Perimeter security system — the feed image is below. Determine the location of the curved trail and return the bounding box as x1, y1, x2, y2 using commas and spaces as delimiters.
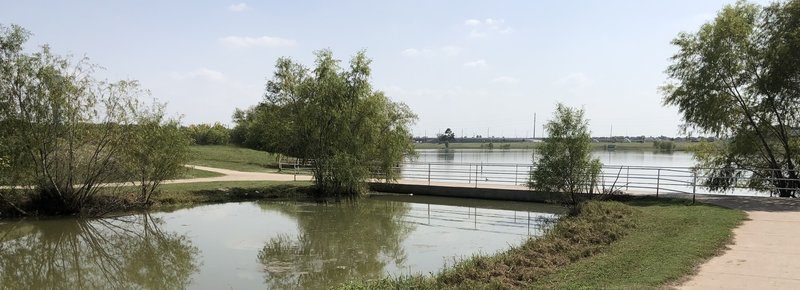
174, 165, 312, 184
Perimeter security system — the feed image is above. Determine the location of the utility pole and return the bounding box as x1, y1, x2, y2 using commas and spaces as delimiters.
610, 124, 613, 139
533, 113, 537, 140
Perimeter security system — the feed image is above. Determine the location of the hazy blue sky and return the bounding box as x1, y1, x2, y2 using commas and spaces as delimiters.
1, 0, 769, 137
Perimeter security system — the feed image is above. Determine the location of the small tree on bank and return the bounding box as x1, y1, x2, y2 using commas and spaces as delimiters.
126, 103, 191, 204
662, 0, 800, 197
234, 50, 417, 198
437, 128, 455, 148
529, 104, 602, 209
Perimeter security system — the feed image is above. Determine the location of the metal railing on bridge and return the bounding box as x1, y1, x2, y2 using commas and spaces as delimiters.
280, 161, 799, 198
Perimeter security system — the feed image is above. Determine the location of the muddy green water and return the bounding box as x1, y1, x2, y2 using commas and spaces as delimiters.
0, 195, 562, 289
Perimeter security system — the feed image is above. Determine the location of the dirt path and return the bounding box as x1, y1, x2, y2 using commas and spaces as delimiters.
677, 196, 800, 290
172, 165, 311, 184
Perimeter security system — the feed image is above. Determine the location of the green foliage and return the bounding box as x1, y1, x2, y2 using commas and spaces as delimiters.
661, 0, 800, 196
653, 140, 676, 151
0, 24, 187, 215
437, 128, 456, 148
231, 103, 288, 153
529, 104, 602, 206
125, 104, 191, 204
234, 50, 417, 197
183, 122, 230, 145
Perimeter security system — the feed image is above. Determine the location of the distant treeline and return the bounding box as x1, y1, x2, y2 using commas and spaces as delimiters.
182, 123, 231, 145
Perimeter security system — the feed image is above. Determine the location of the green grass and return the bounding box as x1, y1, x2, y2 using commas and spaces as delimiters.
413, 142, 697, 151
188, 145, 283, 172
338, 197, 745, 289
148, 180, 313, 209
179, 167, 225, 179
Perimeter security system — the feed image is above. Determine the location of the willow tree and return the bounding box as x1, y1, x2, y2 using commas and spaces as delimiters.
243, 50, 416, 197
529, 104, 602, 208
662, 0, 800, 197
0, 24, 188, 215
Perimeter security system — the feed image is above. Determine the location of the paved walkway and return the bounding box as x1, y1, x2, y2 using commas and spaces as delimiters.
675, 195, 800, 290
176, 165, 311, 184
182, 166, 800, 289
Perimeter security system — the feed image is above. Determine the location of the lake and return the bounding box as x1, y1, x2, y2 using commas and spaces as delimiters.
0, 195, 562, 289
413, 148, 696, 168
405, 149, 773, 196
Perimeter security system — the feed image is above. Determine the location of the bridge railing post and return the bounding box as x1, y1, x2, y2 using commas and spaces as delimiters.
656, 168, 660, 197
427, 163, 431, 186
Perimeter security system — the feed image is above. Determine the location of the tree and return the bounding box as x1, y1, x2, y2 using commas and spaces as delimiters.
661, 0, 800, 197
529, 104, 602, 208
183, 122, 230, 145
0, 24, 187, 215
125, 103, 191, 204
437, 128, 456, 148
237, 50, 417, 197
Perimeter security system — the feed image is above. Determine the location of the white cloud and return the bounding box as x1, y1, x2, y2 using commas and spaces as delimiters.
401, 48, 421, 57
440, 45, 462, 57
169, 68, 227, 82
465, 18, 513, 38
557, 73, 592, 88
491, 76, 519, 84
401, 47, 445, 57
463, 59, 487, 68
219, 36, 296, 48
469, 30, 488, 38
228, 3, 250, 12
464, 19, 481, 26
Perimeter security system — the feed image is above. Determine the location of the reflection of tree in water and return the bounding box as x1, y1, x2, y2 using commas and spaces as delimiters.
437, 149, 456, 161
0, 214, 199, 289
258, 200, 414, 289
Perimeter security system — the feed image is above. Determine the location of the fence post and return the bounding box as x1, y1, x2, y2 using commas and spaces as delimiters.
293, 164, 297, 181
626, 166, 630, 190
475, 164, 478, 188
692, 171, 697, 204
468, 164, 472, 184
515, 164, 519, 185
427, 163, 431, 186
656, 169, 660, 197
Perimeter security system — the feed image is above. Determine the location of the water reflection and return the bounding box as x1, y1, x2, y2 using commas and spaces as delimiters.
257, 201, 413, 290
0, 214, 199, 290
436, 149, 456, 161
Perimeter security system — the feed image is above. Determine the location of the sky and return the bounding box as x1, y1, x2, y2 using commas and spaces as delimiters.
0, 0, 771, 138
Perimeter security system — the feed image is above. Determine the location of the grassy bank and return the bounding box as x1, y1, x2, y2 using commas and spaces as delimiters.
414, 142, 697, 151
147, 180, 313, 210
189, 145, 284, 172
339, 197, 744, 289
0, 180, 313, 218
